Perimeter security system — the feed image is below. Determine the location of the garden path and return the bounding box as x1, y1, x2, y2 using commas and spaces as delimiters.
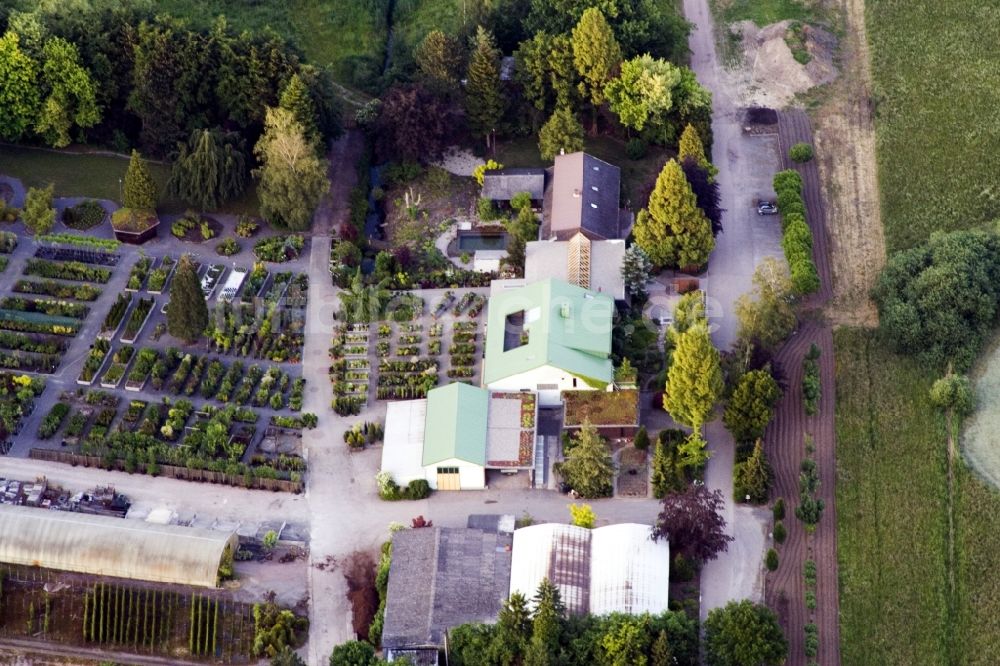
0, 175, 26, 207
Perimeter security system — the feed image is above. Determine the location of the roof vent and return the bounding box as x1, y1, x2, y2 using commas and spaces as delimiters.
590, 203, 598, 209
560, 303, 572, 318
591, 186, 599, 192
593, 166, 600, 171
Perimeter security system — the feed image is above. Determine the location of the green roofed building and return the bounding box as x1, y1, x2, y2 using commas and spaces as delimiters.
381, 385, 539, 491
484, 278, 614, 406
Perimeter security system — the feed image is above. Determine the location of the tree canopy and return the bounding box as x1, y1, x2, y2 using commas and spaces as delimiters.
167, 255, 209, 343
169, 129, 248, 211
35, 36, 99, 147
703, 600, 787, 666
559, 421, 615, 498
123, 149, 158, 209
0, 32, 40, 142
652, 483, 733, 563
465, 26, 504, 150
254, 107, 328, 231
22, 184, 56, 236
723, 368, 781, 443
415, 30, 465, 92
634, 159, 714, 269
664, 321, 723, 432
873, 228, 1000, 370
571, 8, 622, 109
538, 106, 585, 161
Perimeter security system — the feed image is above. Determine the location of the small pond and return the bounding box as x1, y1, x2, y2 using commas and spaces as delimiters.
457, 231, 509, 252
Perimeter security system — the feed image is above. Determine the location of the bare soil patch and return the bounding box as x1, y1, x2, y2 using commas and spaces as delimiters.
811, 0, 885, 326
342, 551, 378, 639
616, 447, 649, 497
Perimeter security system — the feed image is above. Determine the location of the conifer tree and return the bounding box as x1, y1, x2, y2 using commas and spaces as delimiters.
678, 123, 710, 170
664, 322, 723, 432
559, 420, 616, 498
22, 184, 55, 235
525, 580, 563, 666
538, 106, 584, 161
465, 26, 503, 151
123, 149, 158, 209
651, 630, 672, 666
279, 73, 320, 150
633, 159, 714, 269
571, 8, 622, 112
415, 30, 464, 91
723, 368, 782, 443
734, 439, 772, 503
169, 129, 248, 211
167, 255, 209, 343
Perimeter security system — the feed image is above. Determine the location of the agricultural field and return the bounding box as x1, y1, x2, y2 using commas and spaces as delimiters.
867, 0, 1000, 252
835, 328, 1000, 664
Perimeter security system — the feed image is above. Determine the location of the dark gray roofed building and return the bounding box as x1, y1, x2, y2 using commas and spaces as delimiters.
382, 524, 513, 665
482, 168, 546, 203
546, 152, 623, 241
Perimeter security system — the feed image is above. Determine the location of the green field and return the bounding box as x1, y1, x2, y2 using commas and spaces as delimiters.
835, 328, 1000, 664
0, 145, 258, 216
710, 0, 813, 26
149, 0, 388, 86
868, 0, 1000, 252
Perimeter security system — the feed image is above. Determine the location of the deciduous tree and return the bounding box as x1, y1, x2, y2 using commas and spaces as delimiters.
664, 322, 723, 432
167, 255, 209, 343
723, 368, 781, 443
633, 159, 714, 269
328, 640, 376, 666
0, 32, 40, 142
704, 601, 787, 666
375, 83, 461, 163
652, 483, 734, 563
929, 368, 974, 417
22, 184, 55, 236
560, 420, 615, 498
123, 149, 158, 209
465, 26, 503, 151
569, 503, 596, 528
254, 107, 328, 231
735, 258, 797, 352
538, 106, 584, 161
36, 36, 100, 147
606, 55, 680, 136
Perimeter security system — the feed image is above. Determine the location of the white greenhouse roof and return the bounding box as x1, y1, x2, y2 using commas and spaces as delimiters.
509, 522, 668, 616
382, 399, 428, 484
0, 504, 237, 588
589, 523, 670, 615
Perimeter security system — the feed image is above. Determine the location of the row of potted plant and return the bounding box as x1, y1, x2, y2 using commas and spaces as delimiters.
121, 297, 155, 343
24, 258, 112, 283
13, 279, 102, 301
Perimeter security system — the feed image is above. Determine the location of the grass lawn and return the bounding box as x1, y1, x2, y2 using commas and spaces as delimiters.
0, 145, 258, 216
391, 0, 466, 55
867, 0, 1000, 252
709, 0, 814, 26
154, 0, 387, 85
495, 136, 672, 208
835, 328, 1000, 664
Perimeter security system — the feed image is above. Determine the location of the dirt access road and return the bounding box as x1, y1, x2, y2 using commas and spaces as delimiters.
682, 0, 778, 620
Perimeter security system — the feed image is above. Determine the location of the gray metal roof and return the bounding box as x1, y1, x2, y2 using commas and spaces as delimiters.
549, 152, 622, 240
0, 504, 237, 588
382, 527, 513, 650
482, 168, 546, 201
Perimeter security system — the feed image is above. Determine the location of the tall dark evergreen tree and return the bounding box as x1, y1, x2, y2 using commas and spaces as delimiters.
681, 156, 723, 236
167, 255, 209, 343
279, 73, 320, 150
465, 26, 503, 151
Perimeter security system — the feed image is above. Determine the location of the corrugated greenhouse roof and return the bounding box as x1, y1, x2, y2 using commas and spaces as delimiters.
509, 522, 669, 616
484, 278, 614, 386
0, 504, 236, 588
422, 383, 488, 466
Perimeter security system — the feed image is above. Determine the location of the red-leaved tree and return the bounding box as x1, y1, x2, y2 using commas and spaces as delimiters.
652, 483, 734, 563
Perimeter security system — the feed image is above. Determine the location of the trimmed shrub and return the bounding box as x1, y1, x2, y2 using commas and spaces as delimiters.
765, 548, 779, 571
773, 521, 787, 544
790, 142, 814, 162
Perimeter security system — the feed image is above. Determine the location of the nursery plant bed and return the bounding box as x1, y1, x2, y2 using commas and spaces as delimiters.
201, 264, 226, 299
125, 255, 154, 292
76, 340, 111, 386
98, 293, 132, 341
147, 256, 177, 294
34, 246, 120, 267
100, 345, 135, 389
111, 207, 159, 244
120, 297, 155, 344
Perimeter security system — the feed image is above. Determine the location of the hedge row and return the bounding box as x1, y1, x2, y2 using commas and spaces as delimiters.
773, 169, 820, 295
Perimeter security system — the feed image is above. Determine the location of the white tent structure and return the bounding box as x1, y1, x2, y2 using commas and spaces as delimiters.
509, 522, 669, 616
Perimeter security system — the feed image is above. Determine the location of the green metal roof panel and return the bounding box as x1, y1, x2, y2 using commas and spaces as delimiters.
422, 383, 489, 466
484, 279, 614, 385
